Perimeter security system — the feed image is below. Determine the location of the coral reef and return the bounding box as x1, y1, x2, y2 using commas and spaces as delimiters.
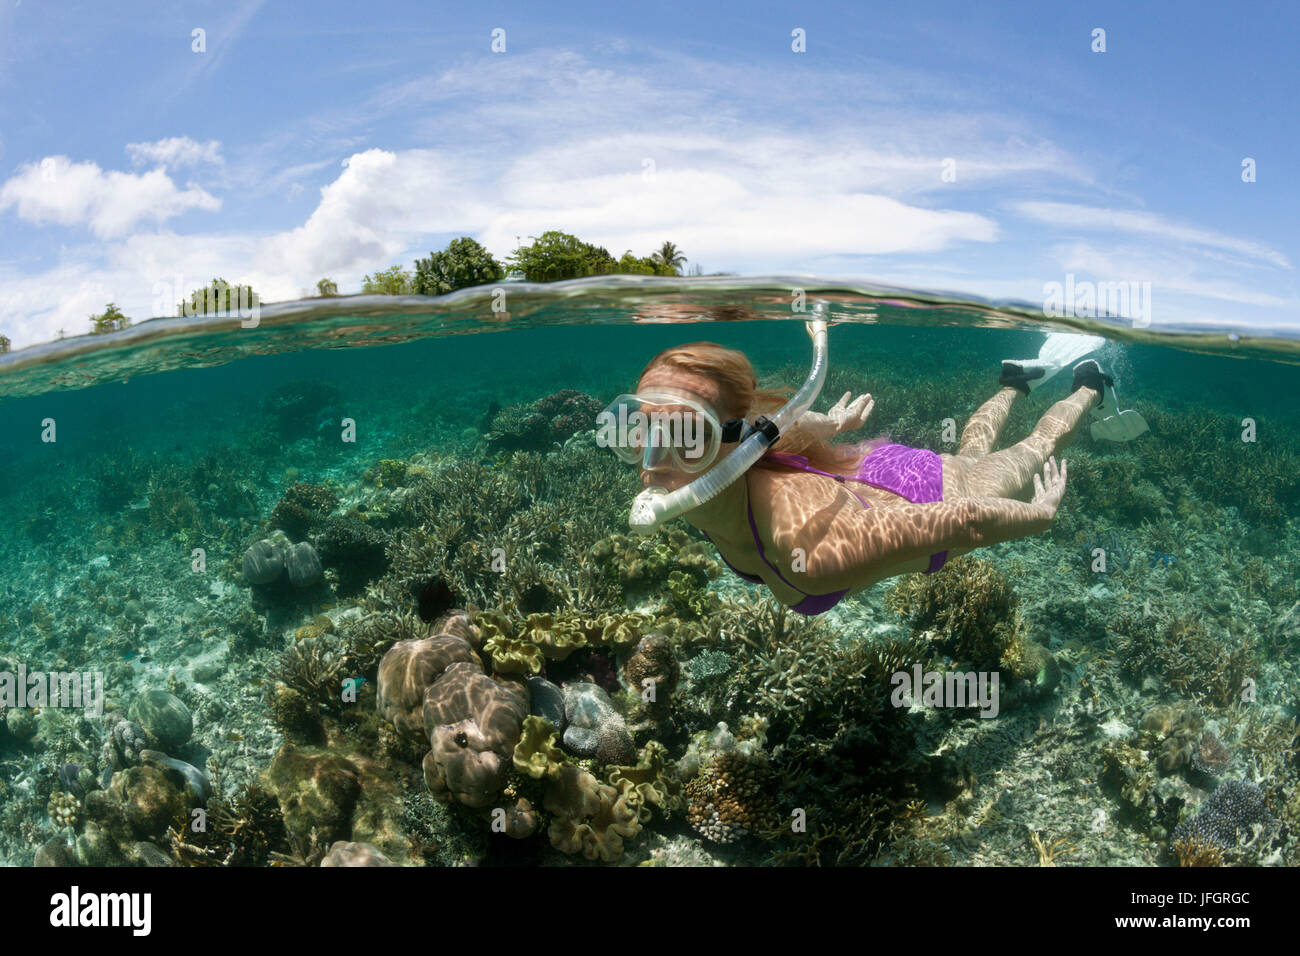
127, 690, 193, 752
483, 389, 604, 454
1114, 612, 1257, 706
1170, 780, 1274, 865
269, 483, 339, 540
421, 664, 528, 807
887, 555, 1027, 671
561, 682, 634, 763
542, 764, 641, 861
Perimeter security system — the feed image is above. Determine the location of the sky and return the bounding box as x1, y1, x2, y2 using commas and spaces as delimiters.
0, 0, 1296, 347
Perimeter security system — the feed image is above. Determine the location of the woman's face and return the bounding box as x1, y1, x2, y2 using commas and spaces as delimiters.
634, 365, 740, 493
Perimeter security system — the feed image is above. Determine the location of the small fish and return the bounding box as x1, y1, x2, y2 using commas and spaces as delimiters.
249, 678, 264, 688
226, 732, 245, 742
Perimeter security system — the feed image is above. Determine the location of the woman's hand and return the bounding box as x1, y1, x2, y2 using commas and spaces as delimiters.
797, 392, 874, 440
1031, 457, 1068, 520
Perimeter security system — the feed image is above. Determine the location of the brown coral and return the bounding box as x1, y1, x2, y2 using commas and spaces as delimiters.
376, 633, 481, 741
623, 633, 679, 703
421, 664, 528, 808
685, 752, 778, 844
543, 765, 641, 861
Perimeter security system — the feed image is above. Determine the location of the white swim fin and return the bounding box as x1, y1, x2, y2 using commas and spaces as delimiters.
1091, 406, 1149, 442
1072, 359, 1149, 442
1001, 332, 1106, 394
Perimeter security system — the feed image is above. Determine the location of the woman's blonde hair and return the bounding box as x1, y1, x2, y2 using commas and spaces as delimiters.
638, 341, 875, 476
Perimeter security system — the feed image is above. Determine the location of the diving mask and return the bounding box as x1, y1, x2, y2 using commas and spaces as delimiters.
596, 389, 745, 473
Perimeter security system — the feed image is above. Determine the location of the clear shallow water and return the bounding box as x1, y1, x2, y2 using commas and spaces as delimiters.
1, 278, 1297, 867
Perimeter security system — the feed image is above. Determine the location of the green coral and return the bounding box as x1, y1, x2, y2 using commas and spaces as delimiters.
374, 459, 409, 488
513, 716, 567, 779
606, 741, 683, 822
475, 608, 647, 676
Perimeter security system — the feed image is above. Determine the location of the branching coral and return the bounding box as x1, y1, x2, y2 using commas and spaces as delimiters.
886, 555, 1027, 670
1114, 612, 1257, 706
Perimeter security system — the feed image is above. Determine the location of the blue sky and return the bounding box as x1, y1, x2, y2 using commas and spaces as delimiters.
0, 0, 1296, 346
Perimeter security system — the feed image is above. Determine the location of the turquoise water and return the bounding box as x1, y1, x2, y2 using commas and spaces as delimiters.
1, 278, 1297, 867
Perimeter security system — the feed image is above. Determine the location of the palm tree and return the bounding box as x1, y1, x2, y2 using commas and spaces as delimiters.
651, 241, 686, 275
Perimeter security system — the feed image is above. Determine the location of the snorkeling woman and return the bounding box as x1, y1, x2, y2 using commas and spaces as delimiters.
597, 322, 1147, 614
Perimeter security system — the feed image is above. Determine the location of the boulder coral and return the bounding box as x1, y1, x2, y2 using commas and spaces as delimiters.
375, 609, 530, 810
421, 663, 528, 808
376, 634, 481, 741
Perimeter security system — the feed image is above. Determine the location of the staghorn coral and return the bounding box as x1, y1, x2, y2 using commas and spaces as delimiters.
887, 555, 1027, 670
543, 764, 642, 862
274, 635, 346, 702
716, 598, 856, 733
1114, 612, 1257, 706
590, 527, 720, 609
376, 446, 630, 613
483, 389, 604, 454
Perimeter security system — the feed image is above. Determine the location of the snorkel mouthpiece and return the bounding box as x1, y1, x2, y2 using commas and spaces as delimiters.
628, 316, 830, 534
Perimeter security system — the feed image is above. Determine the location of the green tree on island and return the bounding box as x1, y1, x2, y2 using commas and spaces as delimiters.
316, 278, 339, 296
361, 265, 413, 294
652, 241, 687, 275
89, 303, 131, 334
0, 333, 10, 353
413, 237, 505, 295
509, 231, 683, 281
178, 278, 259, 316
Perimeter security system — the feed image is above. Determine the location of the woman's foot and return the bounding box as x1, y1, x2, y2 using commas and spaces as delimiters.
1073, 359, 1149, 441
1001, 333, 1105, 395
1071, 359, 1114, 409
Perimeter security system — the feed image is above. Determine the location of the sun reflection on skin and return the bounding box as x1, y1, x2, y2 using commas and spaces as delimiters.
631, 364, 1098, 609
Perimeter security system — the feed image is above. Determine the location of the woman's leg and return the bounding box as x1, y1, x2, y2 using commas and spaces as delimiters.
958, 386, 1021, 458
962, 386, 1101, 498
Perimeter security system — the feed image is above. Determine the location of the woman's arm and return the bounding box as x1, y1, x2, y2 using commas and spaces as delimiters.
771, 458, 1068, 592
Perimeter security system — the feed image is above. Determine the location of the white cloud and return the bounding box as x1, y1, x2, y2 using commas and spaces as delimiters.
126, 137, 224, 168
0, 156, 220, 238
1013, 201, 1291, 270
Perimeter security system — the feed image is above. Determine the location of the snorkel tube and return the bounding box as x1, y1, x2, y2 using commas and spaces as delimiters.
629, 316, 830, 534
